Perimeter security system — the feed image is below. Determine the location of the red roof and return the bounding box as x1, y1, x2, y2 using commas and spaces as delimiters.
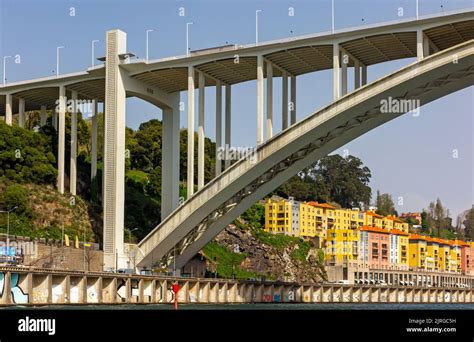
307, 202, 336, 210
360, 225, 390, 234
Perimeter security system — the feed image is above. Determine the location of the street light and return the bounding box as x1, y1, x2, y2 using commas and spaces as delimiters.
91, 40, 99, 66
331, 0, 335, 33
0, 206, 18, 263
128, 228, 138, 243
146, 29, 156, 61
186, 22, 193, 56
416, 0, 419, 20
3, 56, 11, 85
255, 10, 262, 46
56, 46, 64, 77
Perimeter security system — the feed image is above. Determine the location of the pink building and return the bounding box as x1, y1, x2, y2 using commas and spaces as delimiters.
361, 226, 391, 270
461, 242, 473, 275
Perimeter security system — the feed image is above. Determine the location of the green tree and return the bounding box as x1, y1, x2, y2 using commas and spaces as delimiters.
375, 191, 397, 216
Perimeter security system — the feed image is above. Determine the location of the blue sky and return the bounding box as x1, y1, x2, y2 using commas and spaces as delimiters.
1, 0, 473, 218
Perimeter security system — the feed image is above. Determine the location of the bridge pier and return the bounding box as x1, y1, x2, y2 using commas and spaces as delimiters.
198, 71, 205, 189
5, 94, 12, 125
257, 55, 264, 145
18, 98, 25, 128
333, 43, 340, 100
290, 75, 296, 125
70, 90, 78, 195
224, 84, 231, 169
266, 61, 273, 139
103, 29, 127, 270
57, 85, 66, 194
187, 66, 195, 196
91, 99, 98, 180
161, 93, 180, 217
215, 81, 222, 176
281, 70, 288, 130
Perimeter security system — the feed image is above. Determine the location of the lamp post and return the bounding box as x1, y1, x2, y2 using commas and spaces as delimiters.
416, 0, 419, 19
3, 56, 11, 85
0, 206, 18, 263
255, 10, 262, 46
56, 46, 64, 76
146, 29, 155, 61
91, 40, 99, 66
186, 22, 193, 56
331, 0, 335, 33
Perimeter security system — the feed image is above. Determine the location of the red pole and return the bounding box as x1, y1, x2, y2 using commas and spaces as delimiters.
172, 282, 180, 310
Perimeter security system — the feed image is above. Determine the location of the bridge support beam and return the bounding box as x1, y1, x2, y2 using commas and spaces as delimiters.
266, 61, 273, 140
333, 43, 340, 100
57, 85, 66, 194
70, 90, 78, 196
103, 29, 127, 270
215, 81, 222, 176
281, 70, 288, 130
162, 93, 181, 218
361, 64, 367, 86
18, 98, 25, 128
198, 71, 205, 190
187, 66, 195, 197
341, 51, 348, 96
40, 105, 47, 126
224, 84, 231, 169
354, 60, 360, 89
91, 99, 98, 180
290, 75, 296, 125
5, 94, 12, 126
257, 55, 264, 145
417, 29, 430, 60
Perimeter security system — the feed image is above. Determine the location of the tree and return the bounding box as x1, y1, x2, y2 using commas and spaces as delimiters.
277, 155, 372, 208
463, 207, 474, 240
375, 191, 397, 216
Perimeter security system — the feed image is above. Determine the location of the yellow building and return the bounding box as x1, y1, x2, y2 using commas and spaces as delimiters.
308, 202, 336, 242
391, 229, 409, 270
450, 240, 462, 273
409, 235, 427, 271
425, 237, 440, 272
438, 239, 451, 272
325, 208, 364, 266
264, 198, 292, 235
365, 211, 384, 228
299, 202, 317, 238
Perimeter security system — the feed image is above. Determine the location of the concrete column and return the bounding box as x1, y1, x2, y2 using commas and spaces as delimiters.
103, 29, 127, 270
161, 94, 180, 218
416, 29, 424, 61
333, 43, 340, 100
224, 84, 231, 169
5, 94, 12, 126
281, 70, 288, 130
91, 100, 98, 180
198, 71, 205, 190
423, 33, 430, 58
215, 81, 222, 176
354, 60, 360, 89
290, 75, 296, 125
341, 50, 348, 96
40, 105, 47, 126
18, 98, 25, 128
361, 64, 367, 86
57, 85, 66, 194
70, 90, 78, 196
187, 65, 195, 197
257, 55, 264, 145
266, 61, 273, 140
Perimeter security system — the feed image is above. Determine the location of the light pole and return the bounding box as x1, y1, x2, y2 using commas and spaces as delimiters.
146, 29, 155, 61
331, 0, 335, 33
3, 56, 11, 85
186, 22, 193, 56
416, 0, 419, 20
56, 46, 64, 77
255, 10, 262, 46
0, 206, 18, 263
91, 40, 99, 66
128, 228, 138, 243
